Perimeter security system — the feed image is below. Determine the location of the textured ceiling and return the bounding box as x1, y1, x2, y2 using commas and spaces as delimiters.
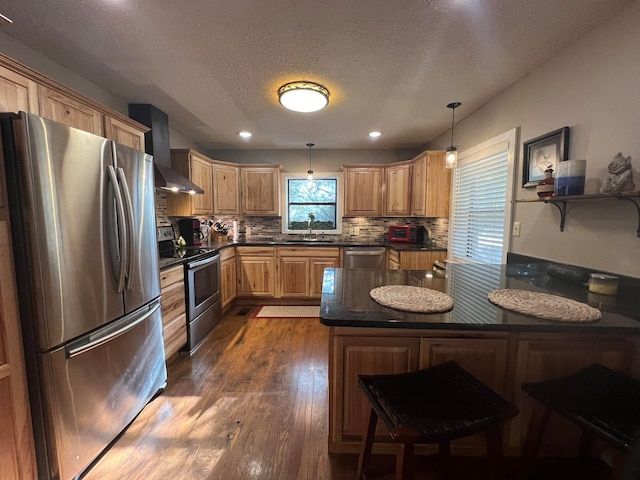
0, 0, 633, 150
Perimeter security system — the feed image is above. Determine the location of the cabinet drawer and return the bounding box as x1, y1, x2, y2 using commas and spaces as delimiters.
161, 281, 186, 324
220, 246, 236, 261
278, 246, 340, 257
163, 313, 187, 359
236, 246, 274, 256
388, 249, 399, 264
160, 265, 184, 289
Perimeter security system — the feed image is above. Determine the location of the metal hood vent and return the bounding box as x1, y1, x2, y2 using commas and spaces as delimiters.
154, 163, 204, 194
128, 103, 203, 194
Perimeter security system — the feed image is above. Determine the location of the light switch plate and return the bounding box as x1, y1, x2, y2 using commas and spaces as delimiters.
512, 221, 521, 237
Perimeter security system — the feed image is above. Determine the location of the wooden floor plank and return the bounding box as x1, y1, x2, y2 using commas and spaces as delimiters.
82, 308, 612, 480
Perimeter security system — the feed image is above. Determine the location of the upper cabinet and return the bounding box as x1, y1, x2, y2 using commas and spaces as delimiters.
0, 64, 39, 114
104, 116, 145, 151
384, 162, 412, 216
212, 163, 240, 216
241, 166, 281, 216
38, 85, 104, 136
167, 149, 214, 216
0, 53, 148, 149
343, 166, 383, 216
411, 151, 450, 217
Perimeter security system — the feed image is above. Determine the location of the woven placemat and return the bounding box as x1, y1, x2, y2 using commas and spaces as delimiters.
488, 289, 601, 323
370, 285, 454, 313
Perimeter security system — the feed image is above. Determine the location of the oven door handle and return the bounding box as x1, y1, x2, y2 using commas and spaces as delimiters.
187, 254, 220, 269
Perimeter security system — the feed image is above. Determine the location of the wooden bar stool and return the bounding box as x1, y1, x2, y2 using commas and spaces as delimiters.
356, 361, 519, 480
521, 364, 640, 479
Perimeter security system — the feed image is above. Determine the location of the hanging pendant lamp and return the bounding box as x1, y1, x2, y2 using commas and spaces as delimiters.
445, 102, 461, 169
306, 143, 315, 181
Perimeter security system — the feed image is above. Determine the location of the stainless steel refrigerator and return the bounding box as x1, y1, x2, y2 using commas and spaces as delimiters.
0, 112, 167, 480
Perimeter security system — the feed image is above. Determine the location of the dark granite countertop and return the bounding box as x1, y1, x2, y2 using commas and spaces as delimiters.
319, 263, 640, 334
159, 239, 446, 270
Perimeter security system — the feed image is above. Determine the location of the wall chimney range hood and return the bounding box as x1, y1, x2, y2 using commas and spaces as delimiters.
128, 103, 203, 194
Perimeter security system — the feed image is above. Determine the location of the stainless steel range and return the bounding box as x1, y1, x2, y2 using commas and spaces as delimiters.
158, 226, 222, 354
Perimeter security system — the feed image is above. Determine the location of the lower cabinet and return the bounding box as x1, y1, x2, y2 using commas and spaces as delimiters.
159, 266, 187, 360
277, 247, 341, 298
236, 246, 276, 297
220, 247, 237, 309
328, 327, 637, 455
388, 248, 447, 270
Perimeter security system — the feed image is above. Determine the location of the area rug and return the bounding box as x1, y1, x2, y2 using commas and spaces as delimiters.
251, 305, 320, 318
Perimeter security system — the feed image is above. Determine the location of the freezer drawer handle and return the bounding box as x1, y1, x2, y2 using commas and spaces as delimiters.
66, 302, 160, 358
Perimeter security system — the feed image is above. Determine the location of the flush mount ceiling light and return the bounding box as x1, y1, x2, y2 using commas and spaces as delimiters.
239, 131, 252, 138
306, 142, 315, 181
278, 81, 329, 113
369, 131, 382, 138
445, 101, 462, 169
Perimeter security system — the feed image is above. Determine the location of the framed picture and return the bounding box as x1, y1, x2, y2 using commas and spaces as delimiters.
522, 127, 570, 187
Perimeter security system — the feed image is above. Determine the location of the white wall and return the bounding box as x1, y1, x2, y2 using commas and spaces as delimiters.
427, 3, 640, 278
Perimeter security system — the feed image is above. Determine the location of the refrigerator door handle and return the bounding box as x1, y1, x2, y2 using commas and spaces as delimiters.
116, 167, 135, 290
66, 301, 161, 358
107, 165, 127, 293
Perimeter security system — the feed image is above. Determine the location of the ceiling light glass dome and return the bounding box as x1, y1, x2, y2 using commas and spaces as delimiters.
278, 81, 330, 113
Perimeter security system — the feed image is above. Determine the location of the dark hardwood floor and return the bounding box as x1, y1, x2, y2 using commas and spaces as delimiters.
82, 307, 614, 480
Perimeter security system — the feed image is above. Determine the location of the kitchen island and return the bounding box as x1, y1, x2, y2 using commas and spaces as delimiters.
319, 264, 640, 456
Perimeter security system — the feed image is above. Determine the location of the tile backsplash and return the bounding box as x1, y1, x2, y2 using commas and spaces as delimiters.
155, 192, 448, 246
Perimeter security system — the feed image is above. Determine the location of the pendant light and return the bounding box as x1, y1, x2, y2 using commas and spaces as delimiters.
306, 143, 315, 181
445, 102, 461, 169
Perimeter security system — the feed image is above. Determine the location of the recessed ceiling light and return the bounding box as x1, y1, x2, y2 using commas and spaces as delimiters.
278, 81, 330, 113
239, 131, 252, 138
369, 131, 382, 138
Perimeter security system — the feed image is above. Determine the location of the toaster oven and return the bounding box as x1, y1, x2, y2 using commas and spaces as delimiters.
388, 225, 425, 243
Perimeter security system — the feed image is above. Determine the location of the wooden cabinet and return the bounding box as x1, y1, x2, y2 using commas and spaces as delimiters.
241, 166, 280, 215
159, 266, 187, 360
167, 149, 214, 216
384, 163, 412, 216
236, 246, 276, 297
387, 248, 447, 270
330, 331, 420, 448
276, 247, 340, 298
411, 151, 450, 217
343, 166, 383, 216
104, 116, 146, 150
0, 64, 39, 114
328, 327, 637, 455
220, 247, 237, 310
212, 163, 240, 215
510, 334, 634, 454
37, 85, 104, 136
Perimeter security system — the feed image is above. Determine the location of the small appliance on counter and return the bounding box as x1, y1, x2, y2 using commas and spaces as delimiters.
178, 218, 203, 246
388, 225, 427, 243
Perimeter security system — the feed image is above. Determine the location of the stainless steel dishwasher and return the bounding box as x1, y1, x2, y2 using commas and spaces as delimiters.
343, 246, 386, 270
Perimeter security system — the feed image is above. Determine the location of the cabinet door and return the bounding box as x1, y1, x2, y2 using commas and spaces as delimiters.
310, 257, 340, 297
399, 251, 447, 270
384, 164, 411, 216
343, 167, 382, 216
424, 152, 450, 217
104, 116, 145, 151
332, 335, 420, 443
278, 257, 310, 297
38, 85, 103, 136
237, 256, 275, 297
0, 221, 37, 480
241, 167, 280, 215
411, 154, 427, 216
191, 154, 213, 215
160, 281, 187, 359
511, 336, 634, 455
213, 164, 240, 215
0, 65, 39, 114
221, 256, 237, 309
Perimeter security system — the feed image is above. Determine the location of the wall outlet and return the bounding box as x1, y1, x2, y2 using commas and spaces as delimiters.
349, 227, 360, 235
512, 221, 521, 237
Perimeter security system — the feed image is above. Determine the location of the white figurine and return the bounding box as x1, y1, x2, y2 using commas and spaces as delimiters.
600, 152, 635, 194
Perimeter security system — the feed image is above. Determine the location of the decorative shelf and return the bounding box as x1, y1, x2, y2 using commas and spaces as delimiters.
515, 192, 640, 236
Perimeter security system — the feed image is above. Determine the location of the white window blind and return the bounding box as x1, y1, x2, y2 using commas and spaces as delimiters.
450, 150, 509, 264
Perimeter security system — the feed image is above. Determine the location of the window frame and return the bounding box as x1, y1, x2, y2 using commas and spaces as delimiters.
447, 128, 518, 264
281, 172, 344, 235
